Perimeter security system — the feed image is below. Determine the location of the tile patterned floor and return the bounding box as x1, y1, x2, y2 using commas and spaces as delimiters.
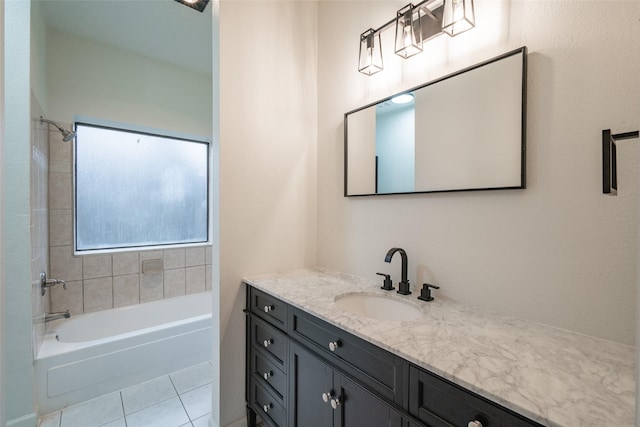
39, 361, 212, 427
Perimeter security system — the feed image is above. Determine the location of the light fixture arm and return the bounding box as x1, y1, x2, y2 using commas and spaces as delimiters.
369, 0, 434, 35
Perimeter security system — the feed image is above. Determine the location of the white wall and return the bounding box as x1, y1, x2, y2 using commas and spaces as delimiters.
219, 1, 318, 424
30, 0, 46, 111
317, 1, 639, 345
46, 30, 212, 137
0, 1, 5, 424
3, 1, 38, 425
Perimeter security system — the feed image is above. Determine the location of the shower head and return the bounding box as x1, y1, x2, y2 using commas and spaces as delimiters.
40, 116, 76, 142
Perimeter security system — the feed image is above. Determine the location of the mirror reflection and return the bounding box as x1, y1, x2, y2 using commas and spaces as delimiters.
345, 47, 526, 196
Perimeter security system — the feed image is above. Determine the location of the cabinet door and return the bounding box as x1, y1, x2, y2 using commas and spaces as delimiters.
335, 373, 403, 427
289, 344, 334, 427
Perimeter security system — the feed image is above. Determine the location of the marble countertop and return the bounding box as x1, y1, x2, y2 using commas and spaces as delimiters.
243, 268, 635, 427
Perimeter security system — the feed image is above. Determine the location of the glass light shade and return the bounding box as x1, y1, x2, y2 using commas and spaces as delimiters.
395, 4, 423, 59
442, 0, 475, 36
358, 29, 383, 76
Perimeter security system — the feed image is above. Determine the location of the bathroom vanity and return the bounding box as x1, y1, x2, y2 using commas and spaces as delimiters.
244, 269, 634, 427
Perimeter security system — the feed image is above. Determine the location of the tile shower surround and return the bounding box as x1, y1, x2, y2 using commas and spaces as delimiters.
32, 95, 51, 357
48, 125, 212, 315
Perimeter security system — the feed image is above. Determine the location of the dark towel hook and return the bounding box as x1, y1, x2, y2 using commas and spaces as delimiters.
602, 129, 639, 195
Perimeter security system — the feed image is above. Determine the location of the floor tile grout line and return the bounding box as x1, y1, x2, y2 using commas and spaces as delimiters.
171, 375, 194, 422
118, 391, 129, 427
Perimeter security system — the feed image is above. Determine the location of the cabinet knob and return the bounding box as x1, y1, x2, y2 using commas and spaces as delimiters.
263, 403, 272, 413
330, 397, 341, 409
328, 341, 340, 352
321, 392, 333, 403
468, 421, 483, 427
263, 338, 273, 348
263, 371, 273, 380
264, 305, 274, 313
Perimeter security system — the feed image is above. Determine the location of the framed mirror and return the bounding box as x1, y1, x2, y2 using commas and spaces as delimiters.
344, 47, 527, 196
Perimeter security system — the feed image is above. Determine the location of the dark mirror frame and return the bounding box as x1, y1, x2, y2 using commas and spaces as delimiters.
344, 46, 527, 197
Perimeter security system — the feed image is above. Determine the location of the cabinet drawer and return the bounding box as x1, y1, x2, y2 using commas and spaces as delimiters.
249, 286, 287, 330
408, 366, 543, 427
250, 347, 287, 402
250, 381, 287, 427
250, 316, 288, 368
290, 307, 402, 403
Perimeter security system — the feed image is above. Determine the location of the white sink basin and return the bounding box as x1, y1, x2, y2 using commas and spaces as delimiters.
334, 292, 423, 321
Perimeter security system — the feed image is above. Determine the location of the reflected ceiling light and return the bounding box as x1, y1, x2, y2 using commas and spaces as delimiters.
174, 0, 209, 13
395, 4, 423, 59
358, 0, 475, 76
358, 29, 384, 76
391, 93, 414, 104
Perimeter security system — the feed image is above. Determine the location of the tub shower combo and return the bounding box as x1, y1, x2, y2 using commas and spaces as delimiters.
36, 287, 212, 414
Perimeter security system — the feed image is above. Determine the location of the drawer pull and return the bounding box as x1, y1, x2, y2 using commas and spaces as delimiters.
468, 421, 483, 427
321, 392, 333, 403
263, 371, 273, 380
264, 305, 274, 313
263, 338, 274, 348
330, 397, 341, 409
328, 341, 341, 352
263, 403, 272, 413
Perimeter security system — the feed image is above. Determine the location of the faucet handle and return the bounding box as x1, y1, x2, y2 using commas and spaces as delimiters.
376, 273, 395, 291
40, 272, 67, 296
418, 283, 440, 302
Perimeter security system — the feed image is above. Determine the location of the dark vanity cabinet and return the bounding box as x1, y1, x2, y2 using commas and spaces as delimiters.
245, 285, 544, 427
290, 343, 403, 427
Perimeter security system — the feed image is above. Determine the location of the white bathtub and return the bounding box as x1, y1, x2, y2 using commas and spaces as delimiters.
35, 292, 212, 414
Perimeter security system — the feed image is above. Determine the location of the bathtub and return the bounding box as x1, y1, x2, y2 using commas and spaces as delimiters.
35, 291, 212, 414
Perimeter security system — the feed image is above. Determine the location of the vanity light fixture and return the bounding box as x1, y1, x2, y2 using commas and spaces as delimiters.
442, 0, 475, 36
174, 0, 209, 13
395, 4, 423, 58
358, 29, 384, 76
358, 0, 475, 75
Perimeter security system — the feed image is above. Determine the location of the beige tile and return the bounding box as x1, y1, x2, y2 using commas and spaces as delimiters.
83, 277, 113, 313
163, 249, 185, 269
205, 265, 212, 291
49, 209, 73, 247
49, 161, 71, 174
139, 250, 163, 271
113, 274, 140, 308
51, 280, 83, 315
185, 247, 205, 267
83, 254, 113, 279
50, 245, 83, 282
186, 266, 205, 295
113, 252, 139, 275
205, 246, 212, 265
140, 271, 163, 303
49, 172, 72, 210
49, 128, 71, 164
164, 268, 185, 298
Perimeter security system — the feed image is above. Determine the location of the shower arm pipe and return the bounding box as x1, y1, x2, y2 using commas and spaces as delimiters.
40, 116, 76, 142
40, 116, 67, 133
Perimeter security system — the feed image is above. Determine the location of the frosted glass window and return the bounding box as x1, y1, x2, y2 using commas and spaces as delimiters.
75, 123, 209, 252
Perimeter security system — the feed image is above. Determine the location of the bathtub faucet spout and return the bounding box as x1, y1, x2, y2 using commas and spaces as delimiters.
45, 310, 70, 322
